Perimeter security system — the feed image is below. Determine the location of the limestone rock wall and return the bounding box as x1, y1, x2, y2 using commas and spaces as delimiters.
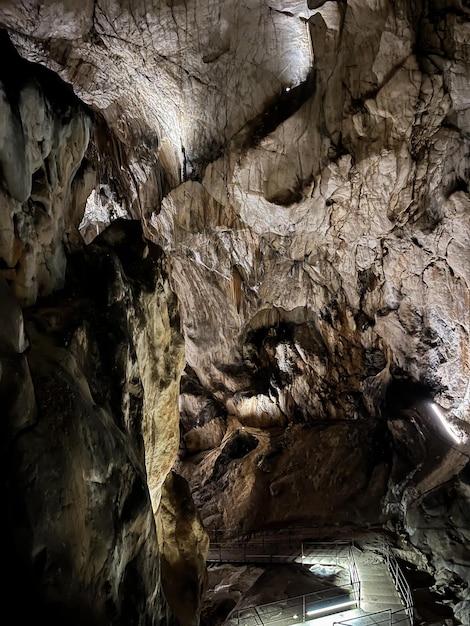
403, 470, 470, 624
0, 38, 203, 626
157, 471, 210, 626
4, 3, 468, 420
3, 4, 468, 417
0, 219, 182, 625
149, 0, 470, 425
179, 416, 390, 531
0, 32, 91, 305
1, 0, 470, 623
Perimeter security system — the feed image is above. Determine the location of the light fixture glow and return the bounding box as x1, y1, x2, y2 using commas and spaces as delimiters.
306, 600, 356, 616
430, 403, 464, 444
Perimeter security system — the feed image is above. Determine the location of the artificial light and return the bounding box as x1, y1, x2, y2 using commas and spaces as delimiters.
429, 402, 465, 444
306, 600, 356, 616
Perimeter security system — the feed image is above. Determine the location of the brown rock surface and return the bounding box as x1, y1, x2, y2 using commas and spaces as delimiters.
1, 219, 185, 625
158, 471, 210, 626
179, 418, 390, 531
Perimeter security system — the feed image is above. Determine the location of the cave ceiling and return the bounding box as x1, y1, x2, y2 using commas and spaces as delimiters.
4, 0, 468, 420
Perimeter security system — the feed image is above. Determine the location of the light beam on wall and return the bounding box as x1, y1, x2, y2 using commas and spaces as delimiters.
429, 402, 466, 444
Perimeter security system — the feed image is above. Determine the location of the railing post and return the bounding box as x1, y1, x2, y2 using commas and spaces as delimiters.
254, 607, 264, 626
383, 538, 414, 625
302, 594, 306, 622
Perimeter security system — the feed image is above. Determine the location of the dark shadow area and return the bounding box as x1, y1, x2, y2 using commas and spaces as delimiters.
0, 29, 85, 113
234, 69, 317, 152
383, 378, 435, 418
211, 430, 259, 481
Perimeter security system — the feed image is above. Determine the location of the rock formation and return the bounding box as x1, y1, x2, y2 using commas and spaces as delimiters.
0, 0, 469, 624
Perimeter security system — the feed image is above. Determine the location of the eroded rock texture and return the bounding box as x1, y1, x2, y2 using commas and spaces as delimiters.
158, 471, 210, 626
0, 214, 195, 625
1, 219, 186, 625
1, 0, 470, 624
0, 42, 204, 626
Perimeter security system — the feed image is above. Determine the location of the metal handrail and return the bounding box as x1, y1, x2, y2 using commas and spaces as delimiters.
302, 541, 361, 609
348, 545, 361, 608
301, 540, 352, 565
333, 608, 411, 626
213, 532, 414, 626
208, 540, 358, 567
383, 542, 414, 625
207, 540, 301, 563
223, 541, 362, 625
225, 583, 358, 626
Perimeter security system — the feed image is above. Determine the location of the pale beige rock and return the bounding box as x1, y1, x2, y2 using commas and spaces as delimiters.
183, 418, 228, 454
0, 78, 91, 305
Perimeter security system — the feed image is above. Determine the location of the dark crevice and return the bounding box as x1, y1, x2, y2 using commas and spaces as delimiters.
184, 139, 227, 182
121, 475, 148, 524
211, 430, 259, 482
443, 174, 469, 198
0, 30, 88, 116
383, 377, 436, 418
176, 65, 317, 182
244, 69, 317, 150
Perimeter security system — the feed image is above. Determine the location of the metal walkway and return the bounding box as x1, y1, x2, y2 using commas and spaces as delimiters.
331, 545, 412, 626
211, 534, 413, 626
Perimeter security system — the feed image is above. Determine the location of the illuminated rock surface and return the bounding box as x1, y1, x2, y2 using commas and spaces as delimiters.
0, 1, 469, 624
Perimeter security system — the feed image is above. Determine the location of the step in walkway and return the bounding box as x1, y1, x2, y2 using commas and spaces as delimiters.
295, 544, 410, 626
217, 537, 412, 626
355, 549, 406, 615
